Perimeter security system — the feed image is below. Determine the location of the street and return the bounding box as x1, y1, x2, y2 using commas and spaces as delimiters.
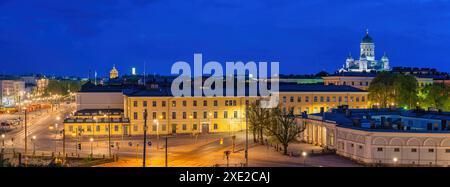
0, 105, 360, 167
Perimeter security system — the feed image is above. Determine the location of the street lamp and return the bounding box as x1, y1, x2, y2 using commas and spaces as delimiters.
31, 135, 36, 156
90, 137, 94, 157
302, 151, 308, 165
393, 157, 398, 166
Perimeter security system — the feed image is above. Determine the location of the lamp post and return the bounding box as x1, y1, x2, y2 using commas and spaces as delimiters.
90, 137, 94, 158
31, 135, 36, 156
143, 109, 148, 167
153, 119, 159, 150
23, 107, 28, 155
393, 157, 398, 167
302, 151, 308, 165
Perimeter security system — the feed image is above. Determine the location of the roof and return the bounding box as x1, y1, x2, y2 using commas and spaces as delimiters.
304, 108, 450, 133
328, 72, 378, 77
361, 32, 374, 43
124, 84, 367, 97
74, 109, 124, 116
78, 81, 124, 93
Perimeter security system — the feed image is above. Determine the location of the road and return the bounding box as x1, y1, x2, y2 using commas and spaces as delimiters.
1, 104, 360, 167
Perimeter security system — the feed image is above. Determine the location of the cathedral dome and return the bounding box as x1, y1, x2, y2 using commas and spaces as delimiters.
361, 31, 374, 43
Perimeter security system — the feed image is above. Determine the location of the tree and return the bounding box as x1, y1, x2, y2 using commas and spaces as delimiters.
44, 80, 83, 96
420, 84, 450, 111
265, 108, 305, 155
248, 101, 271, 144
368, 72, 396, 108
393, 74, 418, 109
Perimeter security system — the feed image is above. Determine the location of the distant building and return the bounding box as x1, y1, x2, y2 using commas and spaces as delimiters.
0, 80, 25, 107
299, 108, 450, 166
75, 81, 124, 110
110, 65, 119, 79
340, 30, 390, 73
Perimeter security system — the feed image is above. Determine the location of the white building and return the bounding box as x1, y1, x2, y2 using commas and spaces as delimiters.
340, 30, 390, 72
299, 108, 450, 166
0, 80, 26, 107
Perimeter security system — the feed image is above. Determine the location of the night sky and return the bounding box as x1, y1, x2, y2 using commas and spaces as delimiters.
0, 0, 449, 77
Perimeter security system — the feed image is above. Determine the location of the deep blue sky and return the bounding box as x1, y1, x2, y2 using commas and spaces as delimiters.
0, 0, 449, 77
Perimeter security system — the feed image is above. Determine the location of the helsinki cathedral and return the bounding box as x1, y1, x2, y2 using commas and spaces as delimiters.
339, 30, 390, 72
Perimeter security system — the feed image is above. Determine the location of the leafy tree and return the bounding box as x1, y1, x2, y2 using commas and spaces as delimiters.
265, 108, 305, 155
393, 74, 418, 109
44, 80, 83, 96
420, 84, 449, 111
368, 72, 396, 108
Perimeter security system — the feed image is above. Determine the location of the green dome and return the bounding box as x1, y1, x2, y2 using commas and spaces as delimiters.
361, 32, 374, 43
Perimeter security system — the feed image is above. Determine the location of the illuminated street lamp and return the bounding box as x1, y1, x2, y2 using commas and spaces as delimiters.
302, 151, 308, 165
31, 135, 37, 156
393, 157, 398, 166
90, 137, 94, 157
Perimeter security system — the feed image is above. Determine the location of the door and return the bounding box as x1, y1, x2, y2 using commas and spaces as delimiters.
201, 123, 209, 134
171, 124, 177, 134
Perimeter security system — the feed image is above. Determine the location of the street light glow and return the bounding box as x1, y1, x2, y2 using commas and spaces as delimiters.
90, 137, 94, 142
1, 134, 5, 138
302, 151, 307, 157
393, 157, 398, 162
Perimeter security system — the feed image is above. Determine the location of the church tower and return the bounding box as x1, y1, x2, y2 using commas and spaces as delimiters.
360, 29, 375, 61
381, 52, 390, 70
110, 64, 119, 79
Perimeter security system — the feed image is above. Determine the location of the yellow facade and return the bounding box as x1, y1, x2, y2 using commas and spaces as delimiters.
65, 91, 369, 136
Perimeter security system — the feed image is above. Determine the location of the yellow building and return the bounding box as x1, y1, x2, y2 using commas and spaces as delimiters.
110, 65, 119, 79
64, 84, 369, 136
64, 109, 130, 137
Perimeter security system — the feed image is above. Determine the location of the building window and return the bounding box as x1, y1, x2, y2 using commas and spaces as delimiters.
214, 123, 218, 130
193, 124, 197, 130
359, 145, 363, 149
314, 96, 318, 102
234, 111, 238, 118
193, 112, 197, 119
152, 112, 156, 119
161, 112, 166, 119
350, 143, 354, 148
182, 124, 187, 131
326, 97, 330, 102
214, 111, 218, 119
320, 96, 324, 102
114, 125, 119, 132
69, 125, 73, 132
152, 124, 157, 131
162, 101, 166, 107
143, 101, 147, 107
446, 149, 450, 153
214, 100, 218, 106
133, 101, 138, 107
152, 101, 157, 107
133, 125, 138, 132
96, 125, 100, 132
332, 96, 336, 102
133, 112, 138, 120
182, 100, 187, 107
203, 100, 207, 106
172, 112, 176, 119
172, 101, 176, 107
193, 100, 197, 107
203, 111, 207, 119
297, 96, 302, 102
338, 96, 342, 102
282, 96, 286, 103
224, 111, 228, 119
305, 96, 309, 102
394, 148, 400, 152
344, 96, 348, 102
428, 149, 434, 153
377, 147, 383, 152
411, 148, 417, 152
182, 112, 187, 119
290, 96, 294, 102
